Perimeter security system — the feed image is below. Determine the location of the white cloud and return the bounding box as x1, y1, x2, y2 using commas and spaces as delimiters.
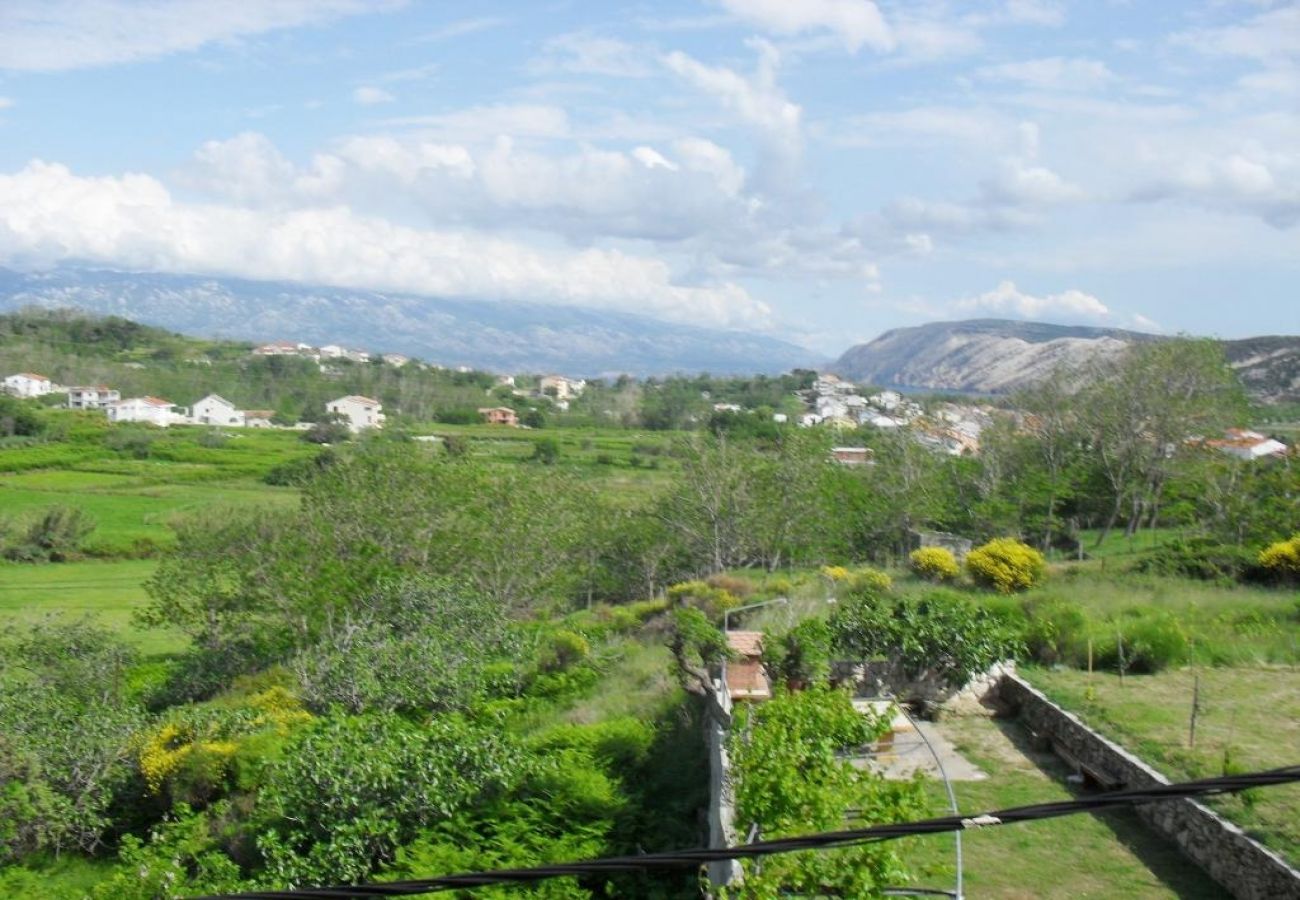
352, 86, 395, 106
531, 32, 652, 77
1173, 6, 1300, 63
712, 0, 894, 53
415, 16, 508, 43
976, 57, 1116, 92
663, 41, 801, 155
956, 280, 1109, 320
998, 0, 1065, 27
1132, 149, 1300, 228
0, 97, 12, 109
0, 0, 400, 72
0, 160, 773, 329
381, 104, 572, 142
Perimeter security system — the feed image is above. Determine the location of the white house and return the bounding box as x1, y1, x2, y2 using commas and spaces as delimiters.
318, 344, 346, 359
868, 390, 903, 411
1209, 429, 1289, 461
382, 353, 410, 367
345, 349, 371, 363
67, 385, 120, 410
253, 341, 307, 357
243, 409, 276, 428
539, 374, 586, 400
190, 394, 245, 427
3, 373, 55, 398
327, 395, 384, 432
107, 397, 184, 427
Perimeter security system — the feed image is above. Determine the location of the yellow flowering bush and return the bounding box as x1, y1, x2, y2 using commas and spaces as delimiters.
909, 547, 960, 582
965, 538, 1047, 593
138, 724, 236, 796
845, 566, 892, 594
820, 565, 850, 583
1258, 534, 1300, 581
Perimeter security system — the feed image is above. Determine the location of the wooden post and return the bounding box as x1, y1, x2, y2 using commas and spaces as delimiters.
1116, 625, 1125, 687
1188, 673, 1201, 749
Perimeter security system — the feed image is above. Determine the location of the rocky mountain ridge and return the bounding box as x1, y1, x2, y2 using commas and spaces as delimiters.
0, 267, 813, 378
832, 319, 1300, 404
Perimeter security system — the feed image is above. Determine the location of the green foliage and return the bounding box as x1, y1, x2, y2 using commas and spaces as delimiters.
255, 713, 522, 886
261, 448, 337, 486
830, 589, 1021, 692
0, 622, 144, 857
539, 629, 591, 674
728, 688, 925, 897
291, 578, 520, 714
105, 426, 157, 459
0, 394, 46, 438
1020, 597, 1091, 667
666, 579, 739, 620
1134, 536, 1262, 583
2, 505, 96, 562
299, 418, 350, 445
1095, 613, 1190, 674
531, 437, 560, 464
762, 618, 832, 686
1258, 534, 1300, 582
909, 546, 960, 582
88, 803, 245, 899
965, 538, 1047, 593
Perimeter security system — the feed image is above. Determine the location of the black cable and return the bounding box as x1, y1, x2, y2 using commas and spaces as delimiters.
194, 765, 1300, 899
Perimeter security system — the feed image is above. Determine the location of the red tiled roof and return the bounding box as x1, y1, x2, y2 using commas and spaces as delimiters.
727, 630, 764, 658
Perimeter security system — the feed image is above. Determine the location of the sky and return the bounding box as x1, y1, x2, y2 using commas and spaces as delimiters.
0, 0, 1296, 353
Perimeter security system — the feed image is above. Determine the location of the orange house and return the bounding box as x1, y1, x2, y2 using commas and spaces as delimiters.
725, 631, 772, 702
478, 406, 520, 426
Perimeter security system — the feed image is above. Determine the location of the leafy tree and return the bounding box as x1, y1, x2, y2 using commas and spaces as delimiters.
727, 688, 925, 897
0, 393, 45, 438
255, 713, 522, 886
0, 623, 144, 856
830, 589, 1021, 697
292, 578, 520, 714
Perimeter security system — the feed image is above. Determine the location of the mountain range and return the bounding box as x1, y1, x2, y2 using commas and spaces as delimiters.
0, 268, 812, 378
832, 319, 1300, 404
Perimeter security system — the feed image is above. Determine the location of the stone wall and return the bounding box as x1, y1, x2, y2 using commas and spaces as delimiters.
706, 682, 742, 891
997, 674, 1300, 900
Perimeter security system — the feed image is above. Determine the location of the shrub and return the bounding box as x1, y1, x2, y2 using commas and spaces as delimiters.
705, 573, 755, 598
966, 538, 1046, 593
830, 589, 1021, 692
1095, 613, 1189, 674
300, 419, 350, 444
539, 630, 590, 673
667, 580, 739, 620
1021, 597, 1091, 667
530, 437, 559, 464
106, 426, 156, 458
3, 506, 95, 562
1259, 534, 1300, 582
763, 618, 832, 686
909, 547, 959, 582
1134, 537, 1259, 583
262, 449, 338, 486
841, 566, 893, 599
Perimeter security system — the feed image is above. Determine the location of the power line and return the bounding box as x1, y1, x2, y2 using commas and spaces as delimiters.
194, 764, 1300, 900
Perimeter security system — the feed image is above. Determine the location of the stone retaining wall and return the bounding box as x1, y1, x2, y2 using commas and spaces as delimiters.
997, 673, 1300, 900
706, 682, 742, 890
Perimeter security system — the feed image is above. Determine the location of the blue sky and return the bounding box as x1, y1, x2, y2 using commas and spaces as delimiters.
0, 0, 1296, 352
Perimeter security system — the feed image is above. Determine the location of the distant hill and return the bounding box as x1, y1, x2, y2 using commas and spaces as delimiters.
0, 267, 813, 378
831, 319, 1300, 404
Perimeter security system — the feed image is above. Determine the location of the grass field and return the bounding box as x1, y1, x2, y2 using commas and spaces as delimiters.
900, 712, 1223, 898
0, 559, 183, 655
1027, 666, 1300, 866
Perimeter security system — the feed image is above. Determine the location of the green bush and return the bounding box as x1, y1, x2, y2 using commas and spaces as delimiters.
763, 618, 832, 686
1021, 597, 1091, 667
830, 589, 1021, 689
539, 630, 590, 673
666, 579, 739, 620
966, 538, 1047, 593
909, 546, 959, 582
1134, 537, 1259, 583
1095, 613, 1189, 674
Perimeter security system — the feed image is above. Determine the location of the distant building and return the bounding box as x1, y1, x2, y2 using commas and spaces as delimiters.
713, 403, 743, 413
107, 397, 183, 427
190, 394, 245, 427
772, 413, 788, 424
3, 373, 55, 398
830, 446, 874, 466
495, 375, 516, 387
243, 409, 276, 428
326, 395, 384, 432
725, 631, 771, 702
253, 341, 305, 357
479, 406, 520, 427
382, 353, 410, 367
68, 386, 120, 410
869, 390, 902, 411
318, 344, 346, 359
345, 349, 371, 364
539, 374, 586, 401
1206, 428, 1289, 461
813, 373, 848, 396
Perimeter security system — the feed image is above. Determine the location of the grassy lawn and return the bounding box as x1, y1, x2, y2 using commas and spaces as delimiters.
0, 559, 183, 655
1026, 666, 1300, 867
899, 713, 1223, 898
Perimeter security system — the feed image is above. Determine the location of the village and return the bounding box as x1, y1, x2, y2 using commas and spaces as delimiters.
2, 342, 1289, 463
